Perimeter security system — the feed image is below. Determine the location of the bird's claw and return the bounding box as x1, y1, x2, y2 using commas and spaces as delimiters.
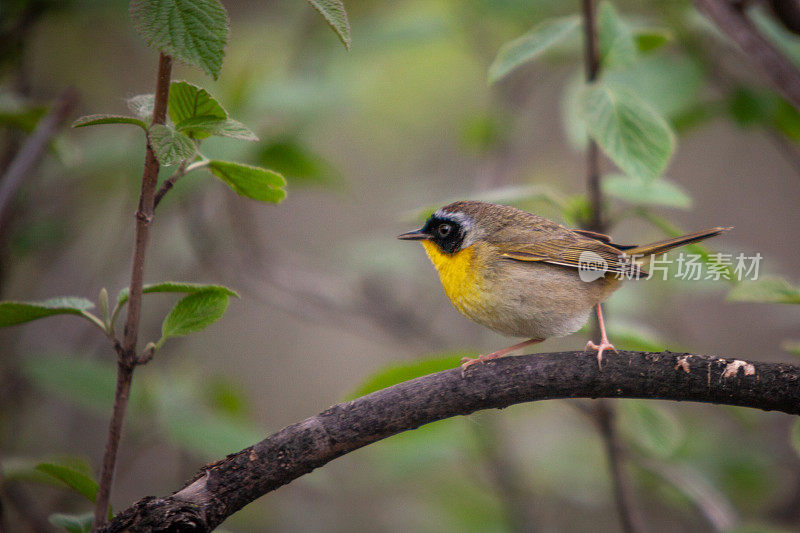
460, 353, 499, 377
585, 340, 618, 370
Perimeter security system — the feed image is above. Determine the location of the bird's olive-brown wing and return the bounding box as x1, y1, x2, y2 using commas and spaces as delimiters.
498, 233, 645, 278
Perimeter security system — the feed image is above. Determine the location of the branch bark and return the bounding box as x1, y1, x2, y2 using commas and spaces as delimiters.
693, 0, 800, 112
93, 52, 172, 530
102, 350, 800, 532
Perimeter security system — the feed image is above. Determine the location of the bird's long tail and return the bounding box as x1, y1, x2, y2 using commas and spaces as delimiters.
623, 227, 732, 257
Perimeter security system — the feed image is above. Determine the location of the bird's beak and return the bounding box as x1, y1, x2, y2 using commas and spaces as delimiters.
397, 229, 430, 241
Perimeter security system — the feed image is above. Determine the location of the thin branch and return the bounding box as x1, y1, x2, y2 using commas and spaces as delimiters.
93, 52, 173, 531
693, 0, 800, 112
582, 0, 603, 232
592, 401, 648, 533
154, 159, 208, 209
581, 1, 643, 530
0, 88, 79, 231
102, 350, 800, 532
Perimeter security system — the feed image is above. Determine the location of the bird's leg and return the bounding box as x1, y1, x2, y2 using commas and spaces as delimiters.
585, 303, 618, 369
461, 338, 543, 376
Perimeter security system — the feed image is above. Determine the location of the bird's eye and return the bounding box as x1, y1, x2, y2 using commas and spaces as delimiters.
437, 223, 453, 238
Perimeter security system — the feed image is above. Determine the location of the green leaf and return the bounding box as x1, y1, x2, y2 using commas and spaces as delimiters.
129, 0, 229, 79
148, 124, 196, 167
48, 512, 93, 533
727, 276, 800, 304
0, 297, 96, 327
633, 28, 672, 53
488, 16, 581, 84
208, 160, 286, 203
606, 322, 666, 352
168, 81, 227, 126
126, 94, 154, 118
792, 419, 800, 458
159, 290, 231, 344
155, 377, 262, 458
306, 0, 352, 51
115, 282, 238, 311
602, 173, 691, 209
178, 117, 257, 141
258, 137, 342, 187
0, 93, 47, 132
36, 463, 98, 503
598, 1, 636, 68
22, 355, 150, 416
71, 114, 147, 130
578, 83, 676, 181
620, 400, 684, 458
348, 352, 472, 400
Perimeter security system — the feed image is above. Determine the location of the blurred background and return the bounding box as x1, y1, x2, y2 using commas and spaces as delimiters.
2, 0, 800, 531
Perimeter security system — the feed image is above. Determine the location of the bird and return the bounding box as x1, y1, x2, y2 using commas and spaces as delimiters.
398, 200, 730, 374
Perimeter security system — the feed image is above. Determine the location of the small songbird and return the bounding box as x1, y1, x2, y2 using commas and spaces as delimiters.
398, 200, 730, 373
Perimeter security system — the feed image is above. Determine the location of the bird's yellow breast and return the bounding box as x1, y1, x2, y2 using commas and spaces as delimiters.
421, 241, 488, 316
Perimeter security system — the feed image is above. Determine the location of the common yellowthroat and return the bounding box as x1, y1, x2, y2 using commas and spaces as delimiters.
398, 201, 730, 373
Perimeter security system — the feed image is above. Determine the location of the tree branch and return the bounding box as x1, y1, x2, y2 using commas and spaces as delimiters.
0, 87, 79, 231
693, 0, 800, 112
93, 52, 172, 530
102, 350, 800, 532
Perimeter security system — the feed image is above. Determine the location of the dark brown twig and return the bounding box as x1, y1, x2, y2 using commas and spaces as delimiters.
101, 350, 800, 532
0, 88, 79, 232
93, 52, 173, 530
693, 0, 800, 112
580, 1, 644, 531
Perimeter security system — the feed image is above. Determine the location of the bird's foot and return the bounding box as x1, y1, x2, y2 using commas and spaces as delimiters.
460, 352, 503, 377
585, 339, 618, 370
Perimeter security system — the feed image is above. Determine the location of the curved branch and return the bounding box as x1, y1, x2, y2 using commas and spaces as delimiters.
693, 0, 800, 112
102, 350, 800, 532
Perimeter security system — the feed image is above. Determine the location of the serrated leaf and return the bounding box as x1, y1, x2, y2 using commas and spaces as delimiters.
71, 114, 147, 130
115, 282, 238, 310
178, 117, 257, 141
148, 124, 196, 167
208, 160, 286, 203
0, 297, 95, 327
348, 352, 472, 400
578, 83, 676, 181
620, 400, 684, 458
168, 81, 227, 125
49, 512, 93, 533
727, 277, 800, 304
126, 94, 155, 118
602, 173, 691, 209
160, 290, 231, 342
306, 0, 351, 51
634, 28, 671, 53
488, 16, 581, 84
598, 1, 636, 68
36, 463, 98, 503
129, 0, 229, 79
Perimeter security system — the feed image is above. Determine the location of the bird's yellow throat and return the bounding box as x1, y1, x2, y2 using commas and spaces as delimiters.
421, 241, 485, 314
